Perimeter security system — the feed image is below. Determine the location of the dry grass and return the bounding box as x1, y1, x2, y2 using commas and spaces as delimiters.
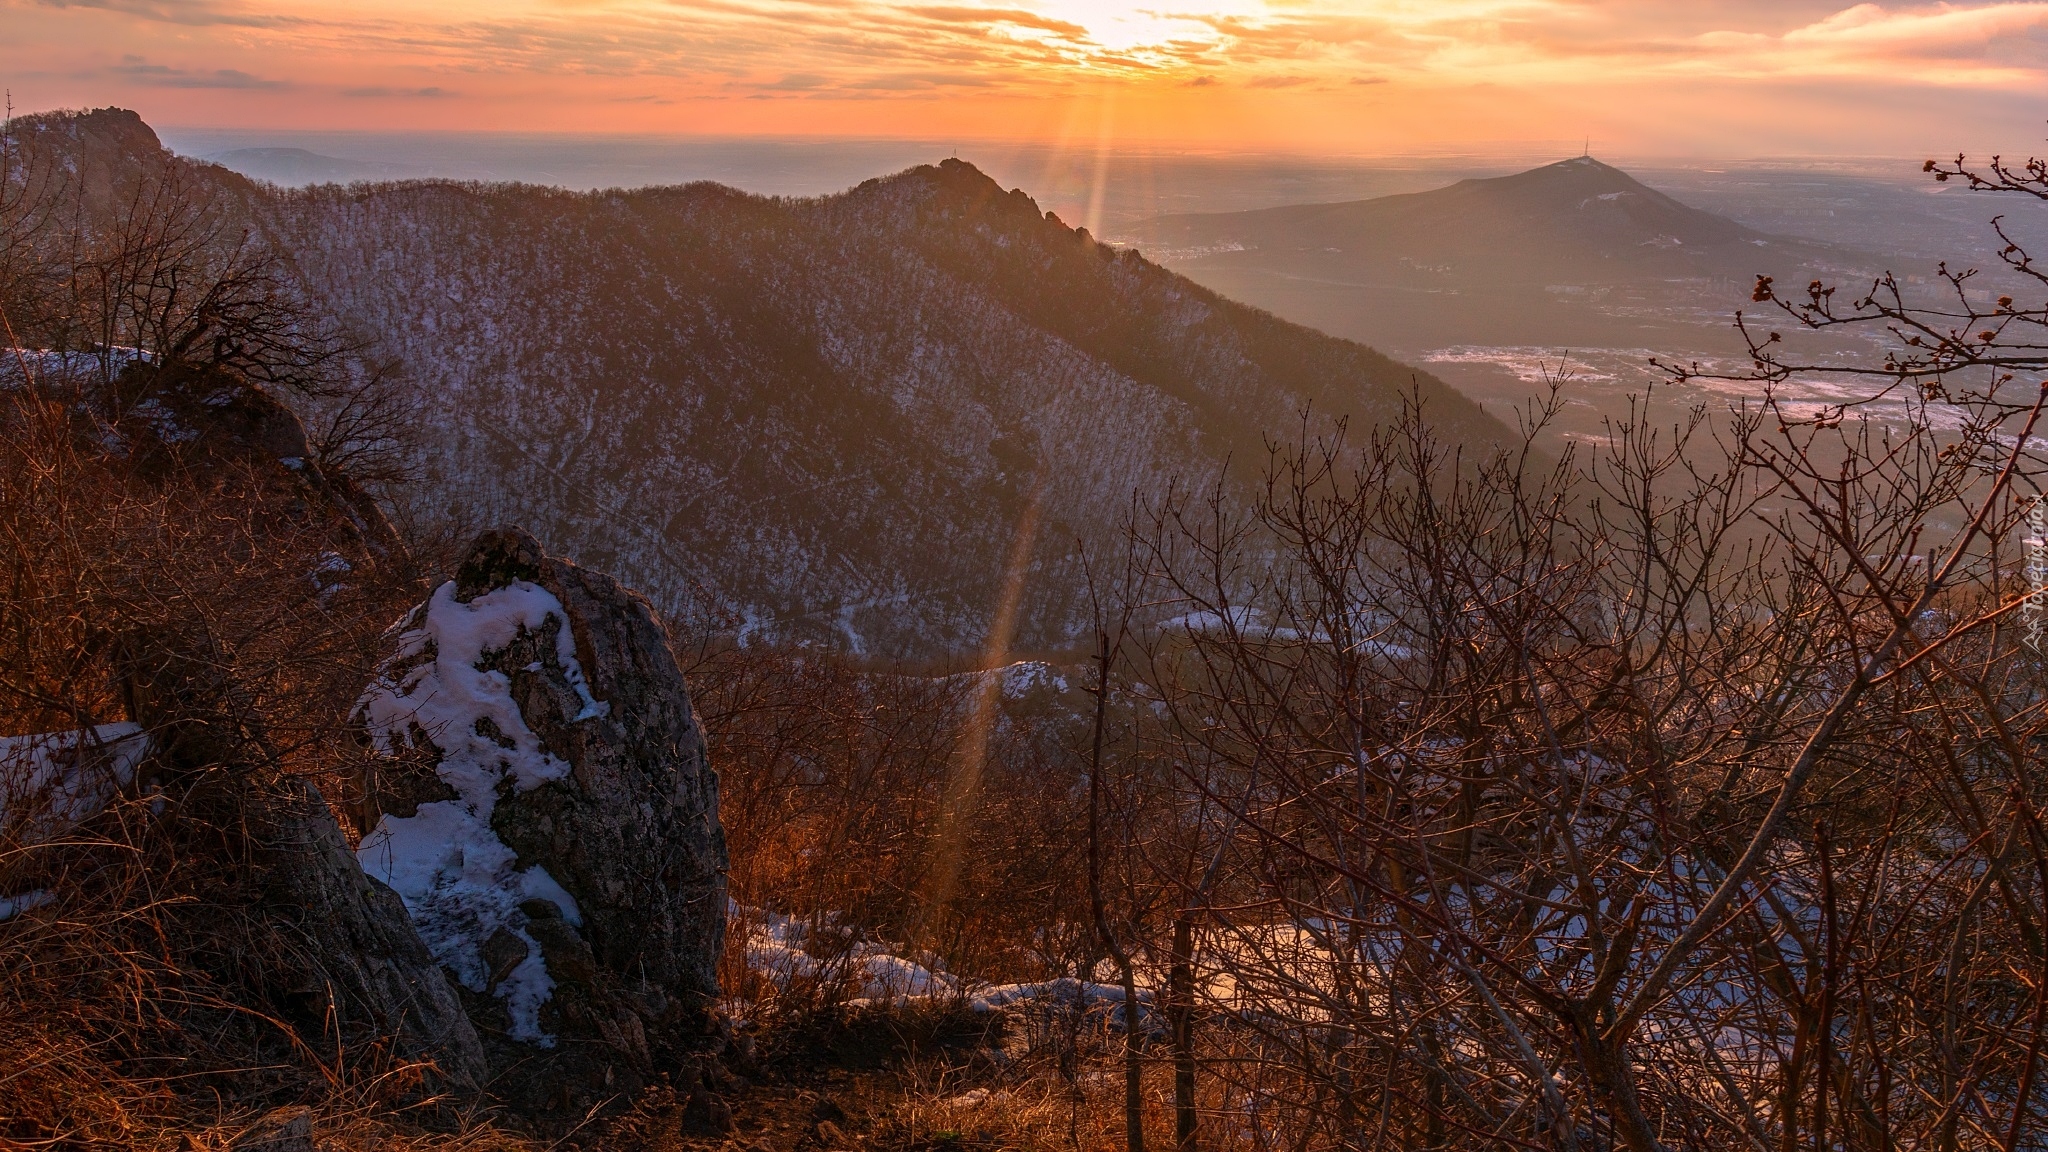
880, 1041, 1228, 1152
0, 376, 516, 1147
692, 644, 1098, 1028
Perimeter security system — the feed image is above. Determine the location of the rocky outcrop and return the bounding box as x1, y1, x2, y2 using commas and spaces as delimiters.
108, 361, 405, 564
5, 357, 484, 1085
356, 527, 728, 1111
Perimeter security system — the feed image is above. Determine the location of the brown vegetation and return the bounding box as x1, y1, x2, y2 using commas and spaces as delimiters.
11, 106, 2048, 1152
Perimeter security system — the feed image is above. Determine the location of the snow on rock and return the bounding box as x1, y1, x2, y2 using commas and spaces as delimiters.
0, 722, 151, 844
354, 579, 601, 1045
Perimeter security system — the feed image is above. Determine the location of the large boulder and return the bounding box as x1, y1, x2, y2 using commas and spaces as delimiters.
355, 527, 728, 1110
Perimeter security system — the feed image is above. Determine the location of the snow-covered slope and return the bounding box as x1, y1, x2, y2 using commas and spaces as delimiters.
15, 109, 1518, 657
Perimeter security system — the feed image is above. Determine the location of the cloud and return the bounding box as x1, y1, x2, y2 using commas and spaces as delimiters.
1781, 2, 2048, 56
18, 0, 2048, 137
110, 54, 288, 88
1652, 2, 2048, 83
38, 0, 302, 28
340, 84, 457, 98
844, 71, 1000, 90
900, 6, 1089, 38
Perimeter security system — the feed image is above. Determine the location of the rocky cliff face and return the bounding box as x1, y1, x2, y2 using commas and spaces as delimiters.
356, 527, 728, 1111
106, 367, 490, 1084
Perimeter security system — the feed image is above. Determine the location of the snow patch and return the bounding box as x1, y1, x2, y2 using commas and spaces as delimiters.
0, 889, 55, 922
0, 723, 151, 843
999, 660, 1068, 698
355, 579, 606, 1045
971, 976, 1151, 1024
738, 904, 958, 1005
0, 347, 153, 388
733, 902, 1151, 1026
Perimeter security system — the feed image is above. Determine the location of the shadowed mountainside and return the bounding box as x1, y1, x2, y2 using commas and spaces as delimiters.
11, 107, 1521, 658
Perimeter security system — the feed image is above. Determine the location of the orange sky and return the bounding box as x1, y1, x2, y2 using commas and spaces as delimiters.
5, 1, 2048, 155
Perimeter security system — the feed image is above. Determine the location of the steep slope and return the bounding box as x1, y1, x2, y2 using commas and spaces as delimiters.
260, 161, 1520, 656
12, 108, 1521, 658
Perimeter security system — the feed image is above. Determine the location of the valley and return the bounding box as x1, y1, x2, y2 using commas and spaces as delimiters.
1120, 154, 2048, 444
19, 109, 1518, 659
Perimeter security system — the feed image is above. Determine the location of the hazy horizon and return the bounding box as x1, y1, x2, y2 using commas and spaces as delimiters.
152, 124, 1957, 238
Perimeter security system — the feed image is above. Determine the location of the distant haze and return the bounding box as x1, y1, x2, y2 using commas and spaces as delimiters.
162, 127, 1950, 239
165, 127, 1525, 229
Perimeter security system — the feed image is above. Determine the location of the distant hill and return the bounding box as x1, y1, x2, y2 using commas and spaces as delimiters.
9, 108, 1519, 658
1122, 156, 1861, 353
1129, 156, 1838, 284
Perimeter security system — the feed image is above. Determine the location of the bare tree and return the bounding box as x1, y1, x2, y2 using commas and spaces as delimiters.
1086, 144, 2048, 1151
1121, 286, 2048, 1149
1, 115, 420, 491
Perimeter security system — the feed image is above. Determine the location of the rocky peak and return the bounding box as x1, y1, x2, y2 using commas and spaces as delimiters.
7, 106, 163, 161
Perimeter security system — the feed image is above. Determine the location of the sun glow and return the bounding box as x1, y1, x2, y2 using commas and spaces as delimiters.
3, 0, 2048, 153
1020, 0, 1255, 59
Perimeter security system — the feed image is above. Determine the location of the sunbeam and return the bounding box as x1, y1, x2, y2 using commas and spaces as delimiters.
920, 473, 1047, 937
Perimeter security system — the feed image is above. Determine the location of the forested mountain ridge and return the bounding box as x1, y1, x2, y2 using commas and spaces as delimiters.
11, 108, 1516, 657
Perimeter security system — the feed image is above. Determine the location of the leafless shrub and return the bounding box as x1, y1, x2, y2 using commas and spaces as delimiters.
1105, 149, 2048, 1150
692, 643, 1093, 1030
1, 112, 422, 498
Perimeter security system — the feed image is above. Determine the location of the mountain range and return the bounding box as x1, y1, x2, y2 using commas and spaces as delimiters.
8, 109, 1515, 659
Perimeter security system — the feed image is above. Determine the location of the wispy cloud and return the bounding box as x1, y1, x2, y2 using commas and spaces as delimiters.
5, 1, 2047, 150
340, 84, 456, 98
110, 53, 289, 87
39, 0, 304, 28
33, 1, 2048, 92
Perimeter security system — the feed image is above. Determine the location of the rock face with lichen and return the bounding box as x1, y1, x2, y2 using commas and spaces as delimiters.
256, 780, 489, 1088
355, 526, 727, 1110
